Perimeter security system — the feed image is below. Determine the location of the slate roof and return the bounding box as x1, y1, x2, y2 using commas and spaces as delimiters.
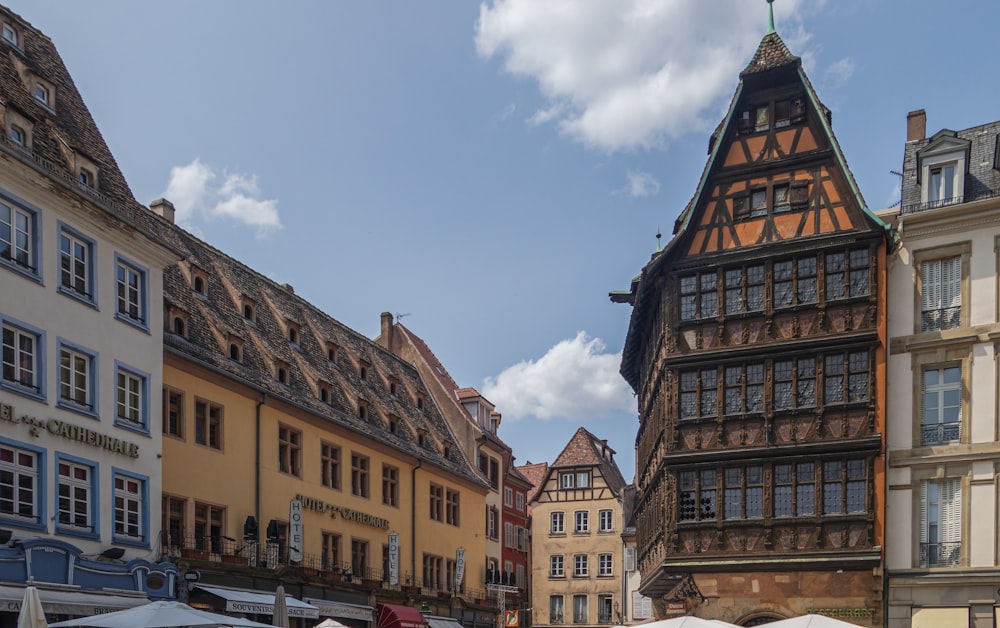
740, 31, 799, 77
160, 225, 485, 487
551, 427, 626, 496
0, 5, 175, 251
901, 119, 1000, 211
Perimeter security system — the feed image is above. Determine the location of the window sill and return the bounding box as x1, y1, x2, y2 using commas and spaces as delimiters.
57, 286, 98, 310
0, 259, 41, 283
56, 400, 99, 420
115, 419, 151, 438
0, 381, 46, 403
57, 526, 100, 541
114, 313, 150, 334
0, 516, 45, 532
111, 536, 149, 550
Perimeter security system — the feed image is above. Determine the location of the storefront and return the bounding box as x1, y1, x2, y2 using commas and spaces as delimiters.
190, 584, 319, 626
305, 597, 374, 628
425, 614, 465, 628
0, 583, 150, 626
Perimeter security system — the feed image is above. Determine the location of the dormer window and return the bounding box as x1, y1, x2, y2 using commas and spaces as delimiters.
2, 23, 17, 47
241, 295, 256, 322
359, 361, 369, 380
358, 399, 369, 420
193, 276, 205, 294
389, 377, 399, 396
443, 444, 451, 458
319, 381, 332, 404
228, 336, 244, 362
10, 125, 24, 146
327, 342, 338, 363
167, 307, 189, 338
33, 84, 49, 107
738, 95, 806, 135
388, 414, 399, 434
78, 168, 95, 189
916, 129, 971, 210
418, 431, 426, 447
7, 110, 32, 151
416, 394, 425, 411
276, 361, 289, 385
287, 320, 300, 345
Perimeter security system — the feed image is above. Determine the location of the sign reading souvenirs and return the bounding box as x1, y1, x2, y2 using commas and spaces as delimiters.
295, 494, 390, 529
1, 400, 140, 458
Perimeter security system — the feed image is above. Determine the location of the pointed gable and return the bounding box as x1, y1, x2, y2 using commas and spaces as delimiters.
552, 427, 626, 495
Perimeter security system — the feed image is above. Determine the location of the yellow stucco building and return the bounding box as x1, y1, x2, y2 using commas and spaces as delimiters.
152, 200, 490, 627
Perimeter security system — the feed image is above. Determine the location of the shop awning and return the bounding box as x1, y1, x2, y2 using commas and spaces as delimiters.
304, 598, 374, 621
426, 615, 465, 628
376, 603, 427, 628
195, 584, 320, 619
0, 584, 149, 616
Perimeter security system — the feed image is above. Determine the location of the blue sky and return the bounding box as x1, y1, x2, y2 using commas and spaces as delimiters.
13, 1, 1000, 478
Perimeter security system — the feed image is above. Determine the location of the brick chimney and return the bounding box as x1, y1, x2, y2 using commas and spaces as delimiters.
149, 198, 175, 223
380, 311, 394, 349
907, 109, 926, 142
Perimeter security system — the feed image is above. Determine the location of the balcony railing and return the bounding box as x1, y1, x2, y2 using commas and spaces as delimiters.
919, 541, 961, 567
920, 421, 961, 446
921, 307, 961, 332
597, 612, 613, 624
901, 187, 1000, 215
550, 615, 564, 625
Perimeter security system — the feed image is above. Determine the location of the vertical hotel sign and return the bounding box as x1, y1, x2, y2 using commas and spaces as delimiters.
388, 533, 399, 585
455, 547, 466, 589
289, 499, 303, 563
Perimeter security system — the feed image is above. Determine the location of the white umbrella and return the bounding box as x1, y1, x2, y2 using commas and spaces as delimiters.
765, 616, 861, 628
316, 620, 349, 628
17, 580, 48, 628
49, 600, 275, 628
638, 618, 739, 628
271, 585, 289, 628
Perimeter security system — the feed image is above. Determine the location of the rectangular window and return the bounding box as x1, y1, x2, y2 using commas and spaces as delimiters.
429, 483, 443, 521
822, 459, 868, 515
920, 478, 961, 568
575, 471, 590, 488
504, 486, 513, 507
679, 272, 718, 321
322, 531, 341, 570
928, 164, 958, 205
0, 201, 35, 272
115, 256, 147, 326
57, 458, 94, 533
351, 453, 369, 498
278, 425, 301, 477
446, 489, 460, 526
194, 400, 222, 449
560, 473, 574, 489
382, 464, 398, 507
0, 444, 38, 523
573, 554, 588, 577
351, 539, 368, 575
58, 343, 94, 412
824, 351, 870, 405
115, 365, 147, 430
724, 363, 764, 415
551, 511, 565, 534
598, 596, 614, 624
113, 471, 145, 543
774, 463, 817, 518
162, 495, 186, 549
921, 256, 961, 332
549, 554, 564, 578
516, 492, 525, 511
825, 249, 870, 300
678, 469, 717, 522
773, 184, 791, 213
723, 466, 763, 520
574, 510, 589, 533
321, 442, 340, 489
487, 507, 499, 539
773, 357, 816, 410
2, 321, 40, 394
598, 553, 613, 577
58, 227, 93, 300
598, 509, 613, 532
921, 366, 962, 445
550, 596, 565, 624
163, 388, 183, 438
194, 502, 224, 554
573, 595, 588, 624
680, 368, 717, 419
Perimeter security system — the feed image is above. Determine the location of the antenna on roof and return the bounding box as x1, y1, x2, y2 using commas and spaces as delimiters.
766, 0, 776, 35
395, 313, 411, 324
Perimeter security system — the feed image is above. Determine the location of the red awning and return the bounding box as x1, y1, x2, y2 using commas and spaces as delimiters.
376, 604, 428, 628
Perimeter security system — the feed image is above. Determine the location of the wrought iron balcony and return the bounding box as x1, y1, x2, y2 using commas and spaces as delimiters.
921, 307, 961, 332
920, 421, 961, 446
919, 541, 961, 568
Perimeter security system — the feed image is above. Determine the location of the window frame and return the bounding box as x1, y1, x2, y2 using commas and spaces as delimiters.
278, 424, 302, 478
194, 399, 223, 450
56, 338, 98, 418
550, 511, 565, 534
920, 364, 963, 446
446, 488, 460, 526
111, 467, 148, 547
321, 441, 341, 490
549, 554, 564, 578
163, 387, 184, 439
549, 595, 565, 624
0, 438, 45, 530
382, 464, 399, 507
114, 253, 149, 330
114, 361, 149, 434
1, 314, 45, 401
915, 244, 969, 334
0, 196, 40, 280
429, 483, 443, 521
598, 509, 614, 532
573, 554, 588, 578
574, 510, 589, 534
918, 476, 963, 569
351, 452, 370, 498
597, 553, 613, 577
56, 223, 96, 306
678, 271, 718, 322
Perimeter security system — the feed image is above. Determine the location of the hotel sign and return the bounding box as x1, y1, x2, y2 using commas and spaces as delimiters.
1, 400, 140, 458
295, 494, 390, 529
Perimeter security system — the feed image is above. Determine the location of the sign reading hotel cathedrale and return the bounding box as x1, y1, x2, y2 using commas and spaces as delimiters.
1, 400, 140, 458
295, 494, 390, 529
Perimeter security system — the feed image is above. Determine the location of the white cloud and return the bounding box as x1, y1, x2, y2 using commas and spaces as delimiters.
616, 170, 660, 198
162, 159, 282, 237
822, 57, 855, 90
476, 0, 806, 151
482, 332, 634, 422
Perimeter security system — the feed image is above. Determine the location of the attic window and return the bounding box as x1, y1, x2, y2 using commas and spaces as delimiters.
287, 320, 300, 344
319, 381, 332, 404
388, 415, 398, 434
738, 96, 805, 135
228, 336, 244, 362
276, 361, 289, 385
168, 307, 189, 338
358, 399, 369, 420
190, 267, 208, 296
241, 296, 256, 321
359, 361, 369, 380
10, 125, 24, 146
418, 431, 426, 447
443, 444, 451, 458
389, 377, 399, 396
326, 342, 338, 363
78, 168, 95, 189
33, 84, 49, 107
416, 394, 425, 411
2, 23, 17, 47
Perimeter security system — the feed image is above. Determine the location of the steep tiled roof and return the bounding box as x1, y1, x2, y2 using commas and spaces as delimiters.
552, 427, 626, 495
160, 225, 484, 486
516, 462, 548, 504
0, 5, 175, 250
901, 119, 1000, 210
740, 31, 799, 77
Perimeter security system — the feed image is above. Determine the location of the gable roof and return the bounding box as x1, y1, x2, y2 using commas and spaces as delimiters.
902, 117, 1000, 211
551, 427, 626, 495
516, 462, 549, 503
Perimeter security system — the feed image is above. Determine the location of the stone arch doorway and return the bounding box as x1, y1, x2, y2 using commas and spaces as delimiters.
735, 611, 786, 626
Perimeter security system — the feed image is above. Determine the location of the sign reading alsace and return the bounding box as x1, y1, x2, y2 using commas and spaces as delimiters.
295, 494, 390, 529
1, 400, 139, 458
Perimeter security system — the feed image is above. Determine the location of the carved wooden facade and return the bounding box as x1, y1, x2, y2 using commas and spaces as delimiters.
614, 29, 891, 625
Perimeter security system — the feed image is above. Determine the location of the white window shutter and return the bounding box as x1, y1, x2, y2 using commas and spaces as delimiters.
624, 546, 636, 572
919, 481, 928, 544
922, 260, 941, 311
941, 478, 962, 544
943, 256, 962, 309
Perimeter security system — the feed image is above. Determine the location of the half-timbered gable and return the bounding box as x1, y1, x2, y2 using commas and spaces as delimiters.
612, 15, 892, 625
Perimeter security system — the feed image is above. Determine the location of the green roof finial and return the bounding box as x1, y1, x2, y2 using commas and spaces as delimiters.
766, 0, 776, 34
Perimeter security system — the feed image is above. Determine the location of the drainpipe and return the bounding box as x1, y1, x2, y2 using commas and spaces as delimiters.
256, 393, 267, 549
411, 460, 422, 578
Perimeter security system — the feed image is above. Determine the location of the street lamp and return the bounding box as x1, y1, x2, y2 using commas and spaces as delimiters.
613, 601, 621, 624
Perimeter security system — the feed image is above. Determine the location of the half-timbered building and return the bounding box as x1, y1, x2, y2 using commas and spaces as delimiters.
611, 15, 892, 627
